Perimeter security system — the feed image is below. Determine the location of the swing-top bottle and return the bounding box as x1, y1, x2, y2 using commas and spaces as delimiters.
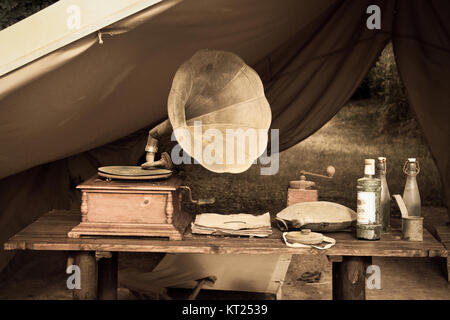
403, 158, 421, 217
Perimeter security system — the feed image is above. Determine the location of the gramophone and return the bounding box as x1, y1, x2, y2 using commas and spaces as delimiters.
68, 50, 272, 240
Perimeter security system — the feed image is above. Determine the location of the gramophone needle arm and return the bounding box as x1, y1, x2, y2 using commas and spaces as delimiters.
143, 119, 173, 166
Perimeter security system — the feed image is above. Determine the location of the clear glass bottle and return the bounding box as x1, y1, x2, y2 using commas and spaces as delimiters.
402, 158, 421, 217
356, 159, 381, 240
377, 157, 390, 232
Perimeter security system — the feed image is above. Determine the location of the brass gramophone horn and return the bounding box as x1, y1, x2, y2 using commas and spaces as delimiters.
142, 49, 272, 173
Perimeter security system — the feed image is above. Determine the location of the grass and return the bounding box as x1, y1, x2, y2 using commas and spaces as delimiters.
177, 99, 444, 216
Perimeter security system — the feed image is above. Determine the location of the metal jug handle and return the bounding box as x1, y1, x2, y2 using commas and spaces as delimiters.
179, 186, 216, 205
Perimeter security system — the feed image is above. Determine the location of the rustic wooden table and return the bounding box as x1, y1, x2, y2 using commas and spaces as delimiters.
3, 210, 447, 300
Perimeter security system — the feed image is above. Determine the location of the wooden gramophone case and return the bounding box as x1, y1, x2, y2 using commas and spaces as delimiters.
68, 175, 191, 240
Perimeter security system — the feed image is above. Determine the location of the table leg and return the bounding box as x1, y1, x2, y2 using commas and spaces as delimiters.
98, 252, 118, 300
73, 251, 97, 300
332, 256, 371, 300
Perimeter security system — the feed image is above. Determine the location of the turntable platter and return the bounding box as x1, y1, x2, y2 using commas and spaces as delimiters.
98, 166, 172, 180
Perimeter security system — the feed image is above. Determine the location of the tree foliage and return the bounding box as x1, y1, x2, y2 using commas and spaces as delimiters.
368, 43, 419, 135
352, 43, 418, 136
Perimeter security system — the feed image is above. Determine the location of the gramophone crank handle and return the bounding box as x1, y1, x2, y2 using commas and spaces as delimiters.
196, 198, 216, 205
179, 186, 216, 205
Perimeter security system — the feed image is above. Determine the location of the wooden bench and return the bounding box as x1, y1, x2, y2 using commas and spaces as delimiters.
3, 210, 447, 300
434, 225, 450, 282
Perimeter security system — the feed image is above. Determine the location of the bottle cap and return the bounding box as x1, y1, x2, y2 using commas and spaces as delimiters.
364, 159, 375, 175
403, 159, 420, 176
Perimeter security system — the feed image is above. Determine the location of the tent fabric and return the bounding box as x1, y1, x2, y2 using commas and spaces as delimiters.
0, 0, 449, 264
255, 0, 394, 150
0, 0, 166, 77
0, 0, 336, 180
393, 0, 450, 218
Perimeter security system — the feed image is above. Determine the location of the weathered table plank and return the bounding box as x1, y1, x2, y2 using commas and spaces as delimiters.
4, 210, 447, 258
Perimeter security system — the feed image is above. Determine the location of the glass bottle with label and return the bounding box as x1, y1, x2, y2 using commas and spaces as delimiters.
356, 159, 381, 240
402, 158, 421, 217
377, 157, 390, 232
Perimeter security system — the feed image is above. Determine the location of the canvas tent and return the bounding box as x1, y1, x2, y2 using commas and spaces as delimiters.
0, 0, 449, 267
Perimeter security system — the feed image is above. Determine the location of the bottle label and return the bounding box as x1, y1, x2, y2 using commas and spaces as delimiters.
357, 191, 376, 224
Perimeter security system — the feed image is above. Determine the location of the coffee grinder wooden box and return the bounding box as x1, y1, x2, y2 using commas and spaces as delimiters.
287, 188, 318, 206
68, 175, 191, 240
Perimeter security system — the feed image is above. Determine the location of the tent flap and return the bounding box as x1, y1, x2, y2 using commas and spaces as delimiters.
393, 0, 450, 218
